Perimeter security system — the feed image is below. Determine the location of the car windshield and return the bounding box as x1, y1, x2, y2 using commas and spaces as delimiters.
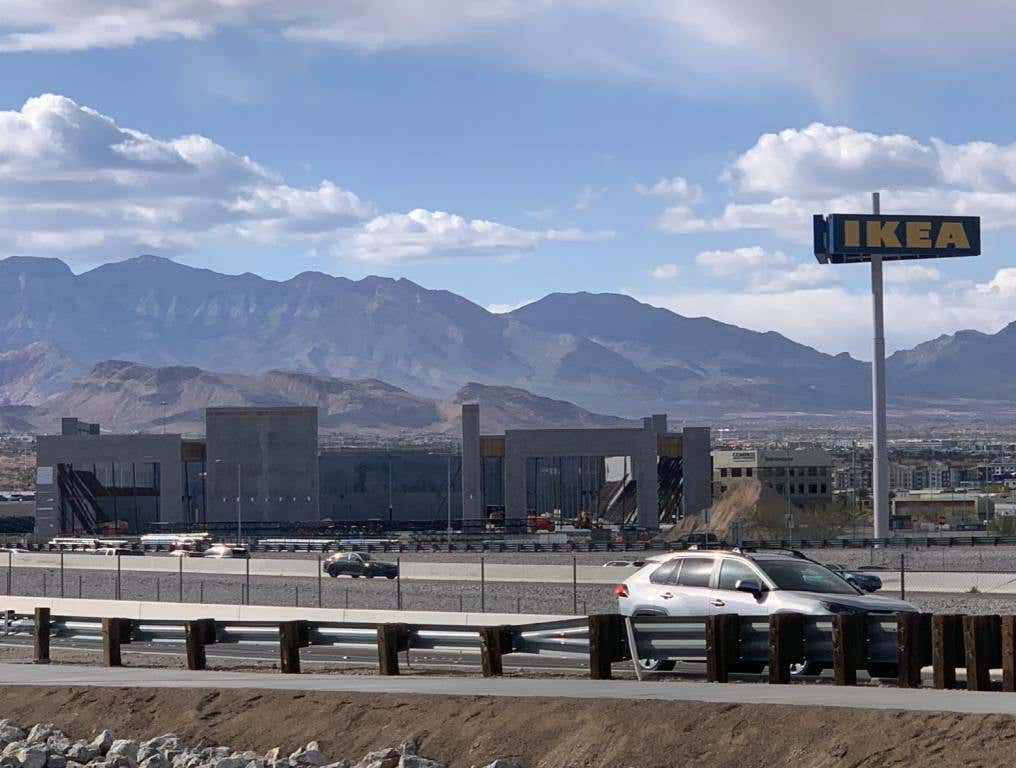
757, 560, 860, 595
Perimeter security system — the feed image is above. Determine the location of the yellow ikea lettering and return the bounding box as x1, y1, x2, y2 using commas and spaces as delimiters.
843, 220, 860, 247
935, 221, 970, 249
866, 219, 900, 248
905, 221, 932, 248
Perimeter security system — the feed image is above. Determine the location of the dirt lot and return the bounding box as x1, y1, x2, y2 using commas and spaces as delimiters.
1, 684, 1015, 768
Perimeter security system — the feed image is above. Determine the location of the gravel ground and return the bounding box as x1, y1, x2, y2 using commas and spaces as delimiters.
803, 546, 1016, 572
3, 567, 613, 616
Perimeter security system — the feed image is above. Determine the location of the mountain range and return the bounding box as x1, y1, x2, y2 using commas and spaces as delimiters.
0, 254, 1011, 429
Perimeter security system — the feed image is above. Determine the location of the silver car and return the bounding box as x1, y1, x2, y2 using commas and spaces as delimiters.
615, 548, 917, 674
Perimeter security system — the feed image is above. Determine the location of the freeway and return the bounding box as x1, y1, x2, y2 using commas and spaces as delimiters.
6, 551, 628, 584
7, 551, 1016, 592
4, 661, 1016, 714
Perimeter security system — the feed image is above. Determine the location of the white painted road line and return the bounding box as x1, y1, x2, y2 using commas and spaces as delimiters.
4, 662, 1016, 714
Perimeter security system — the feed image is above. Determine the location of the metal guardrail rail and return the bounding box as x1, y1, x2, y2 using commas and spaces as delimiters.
3, 606, 1012, 694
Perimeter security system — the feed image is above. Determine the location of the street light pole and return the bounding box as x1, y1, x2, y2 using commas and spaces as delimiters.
870, 192, 890, 540
237, 462, 242, 544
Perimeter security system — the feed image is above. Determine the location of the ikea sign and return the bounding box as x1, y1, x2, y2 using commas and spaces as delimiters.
813, 214, 980, 264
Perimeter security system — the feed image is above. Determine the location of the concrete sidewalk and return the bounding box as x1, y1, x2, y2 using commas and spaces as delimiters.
3, 662, 1016, 715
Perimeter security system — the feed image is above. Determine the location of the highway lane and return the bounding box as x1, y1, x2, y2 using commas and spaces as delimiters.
5, 661, 1016, 714
5, 552, 629, 585
8, 551, 1016, 592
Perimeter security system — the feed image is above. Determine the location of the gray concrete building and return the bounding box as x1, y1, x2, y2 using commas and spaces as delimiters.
205, 407, 319, 527
460, 405, 711, 531
34, 432, 187, 538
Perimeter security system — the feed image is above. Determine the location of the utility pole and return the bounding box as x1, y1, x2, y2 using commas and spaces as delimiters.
446, 453, 453, 542
237, 463, 242, 543
870, 192, 890, 540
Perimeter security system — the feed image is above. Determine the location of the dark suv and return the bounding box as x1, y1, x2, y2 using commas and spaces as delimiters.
323, 551, 398, 579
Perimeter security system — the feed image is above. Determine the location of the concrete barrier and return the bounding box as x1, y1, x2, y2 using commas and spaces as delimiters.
0, 594, 570, 626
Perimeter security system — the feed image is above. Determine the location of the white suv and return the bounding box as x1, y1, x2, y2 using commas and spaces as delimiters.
615, 549, 917, 672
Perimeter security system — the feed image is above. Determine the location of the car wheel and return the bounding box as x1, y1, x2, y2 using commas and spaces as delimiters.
328, 571, 338, 578
637, 657, 676, 672
386, 575, 396, 580
366, 573, 375, 579
351, 574, 360, 578
790, 661, 824, 676
866, 663, 898, 680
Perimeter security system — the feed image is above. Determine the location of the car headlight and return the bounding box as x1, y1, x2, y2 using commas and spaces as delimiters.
820, 602, 860, 614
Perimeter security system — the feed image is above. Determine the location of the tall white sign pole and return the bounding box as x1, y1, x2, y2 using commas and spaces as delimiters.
870, 192, 890, 539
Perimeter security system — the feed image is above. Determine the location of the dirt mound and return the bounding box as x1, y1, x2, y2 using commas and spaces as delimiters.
1, 684, 1014, 768
668, 478, 796, 540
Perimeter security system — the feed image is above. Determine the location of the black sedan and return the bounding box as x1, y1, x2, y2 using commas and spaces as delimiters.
323, 551, 398, 579
826, 563, 882, 593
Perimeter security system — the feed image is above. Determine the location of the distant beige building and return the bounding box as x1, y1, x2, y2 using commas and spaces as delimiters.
712, 448, 833, 506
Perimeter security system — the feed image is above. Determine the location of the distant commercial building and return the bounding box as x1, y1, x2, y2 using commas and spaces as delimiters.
205, 407, 319, 526
891, 490, 994, 526
460, 405, 712, 530
712, 448, 833, 506
34, 431, 197, 538
34, 406, 319, 537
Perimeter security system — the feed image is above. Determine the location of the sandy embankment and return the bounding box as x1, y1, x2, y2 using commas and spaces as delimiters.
1, 685, 1014, 768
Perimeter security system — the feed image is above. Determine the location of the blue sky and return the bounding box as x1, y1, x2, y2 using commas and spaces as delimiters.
2, 2, 1016, 359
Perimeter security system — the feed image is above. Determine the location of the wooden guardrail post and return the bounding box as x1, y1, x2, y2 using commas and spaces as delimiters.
33, 607, 50, 664
964, 614, 1000, 692
377, 623, 410, 676
101, 618, 131, 667
896, 612, 932, 688
279, 620, 309, 674
706, 614, 740, 683
768, 613, 804, 684
480, 625, 512, 677
1002, 616, 1016, 692
831, 613, 866, 686
588, 614, 625, 680
932, 614, 964, 689
185, 618, 216, 671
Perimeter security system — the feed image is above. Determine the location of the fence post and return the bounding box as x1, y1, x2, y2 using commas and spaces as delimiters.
832, 613, 866, 686
897, 612, 931, 688
316, 555, 322, 608
279, 620, 309, 674
1002, 616, 1016, 692
178, 555, 183, 602
706, 614, 740, 683
480, 625, 512, 677
963, 614, 1000, 692
101, 618, 131, 667
6, 551, 10, 595
932, 614, 965, 690
116, 554, 121, 600
33, 607, 50, 664
185, 618, 216, 671
480, 557, 485, 613
396, 557, 402, 610
572, 557, 578, 614
377, 623, 409, 676
768, 613, 804, 684
60, 553, 64, 598
588, 614, 625, 680
246, 557, 252, 606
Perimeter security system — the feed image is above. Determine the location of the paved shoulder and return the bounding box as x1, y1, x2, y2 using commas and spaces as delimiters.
3, 663, 1016, 715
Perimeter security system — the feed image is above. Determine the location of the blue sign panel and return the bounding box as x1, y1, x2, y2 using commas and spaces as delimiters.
813, 214, 980, 264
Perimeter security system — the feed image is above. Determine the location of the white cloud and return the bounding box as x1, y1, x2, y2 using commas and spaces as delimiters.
638, 267, 1016, 359
695, 246, 790, 277
574, 185, 606, 211
345, 208, 609, 263
650, 263, 680, 280
486, 299, 535, 314
0, 93, 372, 259
0, 93, 599, 264
884, 264, 942, 285
729, 124, 938, 196
5, 4, 1016, 102
634, 176, 702, 202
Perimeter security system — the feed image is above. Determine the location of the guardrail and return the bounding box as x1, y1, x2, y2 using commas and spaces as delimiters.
5, 606, 1016, 692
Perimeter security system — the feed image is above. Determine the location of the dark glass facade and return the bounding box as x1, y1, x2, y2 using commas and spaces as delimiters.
57, 461, 161, 534
524, 456, 605, 518
319, 450, 461, 522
